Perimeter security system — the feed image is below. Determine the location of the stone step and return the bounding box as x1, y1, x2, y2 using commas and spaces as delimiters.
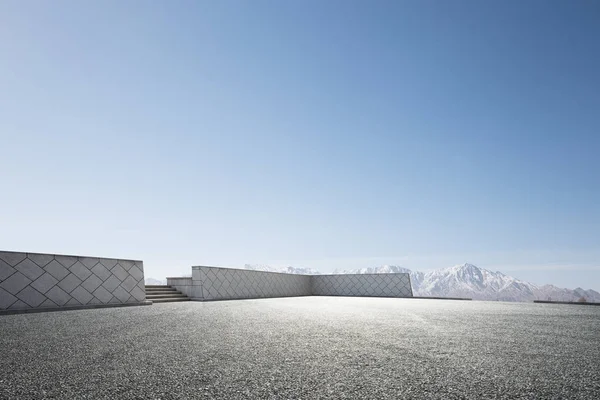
151, 297, 192, 303
145, 289, 180, 295
146, 293, 187, 299
145, 284, 190, 303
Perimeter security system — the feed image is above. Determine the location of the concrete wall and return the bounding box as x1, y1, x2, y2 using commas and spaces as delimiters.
0, 251, 146, 312
168, 267, 312, 301
168, 267, 413, 301
311, 273, 413, 297
194, 266, 312, 301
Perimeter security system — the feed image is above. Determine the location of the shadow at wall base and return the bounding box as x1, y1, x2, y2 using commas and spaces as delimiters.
0, 300, 152, 316
534, 300, 600, 306
181, 295, 471, 302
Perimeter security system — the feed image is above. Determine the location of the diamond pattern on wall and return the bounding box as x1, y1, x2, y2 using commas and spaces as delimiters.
175, 267, 414, 301
0, 272, 31, 295
70, 261, 93, 281
196, 266, 312, 301
0, 252, 26, 267
28, 253, 54, 268
0, 260, 16, 281
16, 286, 46, 307
311, 274, 413, 298
0, 288, 17, 309
58, 273, 83, 294
30, 273, 59, 294
15, 258, 45, 280
45, 260, 70, 281
0, 251, 146, 311
100, 259, 118, 270
81, 274, 103, 293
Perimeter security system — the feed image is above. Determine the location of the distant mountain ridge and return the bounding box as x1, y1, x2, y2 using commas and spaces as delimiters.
145, 278, 167, 285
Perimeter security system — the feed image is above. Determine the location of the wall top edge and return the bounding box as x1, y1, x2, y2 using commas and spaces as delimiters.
191, 265, 312, 276
166, 276, 192, 279
189, 266, 409, 278
0, 249, 143, 263
314, 273, 411, 277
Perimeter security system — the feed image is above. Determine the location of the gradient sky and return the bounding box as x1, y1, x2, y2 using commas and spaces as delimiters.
1, 1, 599, 289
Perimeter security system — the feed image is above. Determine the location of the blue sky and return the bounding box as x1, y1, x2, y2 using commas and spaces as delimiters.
1, 1, 599, 289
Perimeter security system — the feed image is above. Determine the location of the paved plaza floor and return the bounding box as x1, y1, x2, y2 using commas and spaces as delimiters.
1, 297, 599, 399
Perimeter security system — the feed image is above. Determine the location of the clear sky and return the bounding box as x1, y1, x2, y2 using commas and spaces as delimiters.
1, 1, 599, 289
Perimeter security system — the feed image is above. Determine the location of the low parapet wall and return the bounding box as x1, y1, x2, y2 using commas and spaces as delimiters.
1, 250, 147, 313
311, 273, 413, 297
168, 266, 312, 301
168, 266, 413, 301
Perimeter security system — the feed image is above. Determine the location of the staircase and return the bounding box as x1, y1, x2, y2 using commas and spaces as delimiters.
145, 285, 190, 303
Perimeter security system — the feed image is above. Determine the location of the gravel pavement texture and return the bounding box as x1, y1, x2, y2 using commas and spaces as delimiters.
1, 297, 599, 399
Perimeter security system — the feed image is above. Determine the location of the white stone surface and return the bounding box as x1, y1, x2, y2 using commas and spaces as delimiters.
27, 253, 54, 268
93, 286, 113, 304
121, 276, 138, 292
44, 260, 70, 281
168, 267, 414, 302
111, 264, 128, 282
16, 286, 46, 307
70, 286, 94, 305
102, 276, 121, 293
311, 273, 413, 297
30, 273, 59, 294
58, 273, 83, 294
91, 264, 111, 281
0, 272, 31, 295
0, 251, 146, 312
0, 260, 16, 281
40, 299, 57, 308
81, 274, 103, 293
194, 266, 312, 301
0, 288, 17, 309
15, 258, 44, 280
70, 261, 93, 281
9, 300, 29, 309
0, 252, 26, 267
45, 286, 71, 306
112, 286, 131, 303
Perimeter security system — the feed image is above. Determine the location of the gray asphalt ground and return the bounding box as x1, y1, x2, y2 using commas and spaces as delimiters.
1, 297, 599, 399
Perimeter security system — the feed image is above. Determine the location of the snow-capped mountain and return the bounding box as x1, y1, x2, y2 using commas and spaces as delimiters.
410, 263, 539, 301
335, 263, 600, 302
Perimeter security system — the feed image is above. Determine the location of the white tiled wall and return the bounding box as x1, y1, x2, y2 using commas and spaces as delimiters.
311, 273, 413, 297
168, 267, 413, 301
0, 251, 146, 312
191, 266, 312, 300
